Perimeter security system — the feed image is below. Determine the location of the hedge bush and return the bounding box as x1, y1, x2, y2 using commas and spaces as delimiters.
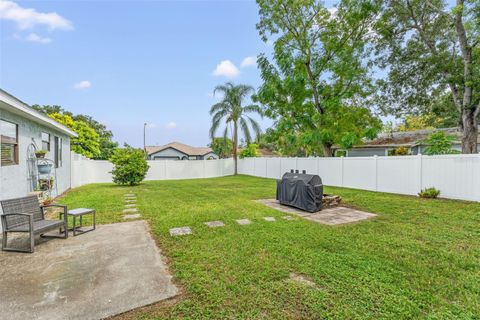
110, 147, 149, 186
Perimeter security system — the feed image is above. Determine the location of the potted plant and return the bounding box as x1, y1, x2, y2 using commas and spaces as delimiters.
35, 150, 48, 158
37, 162, 53, 174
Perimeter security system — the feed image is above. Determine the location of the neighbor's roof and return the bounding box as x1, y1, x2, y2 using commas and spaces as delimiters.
342, 127, 480, 149
0, 89, 77, 137
146, 142, 215, 156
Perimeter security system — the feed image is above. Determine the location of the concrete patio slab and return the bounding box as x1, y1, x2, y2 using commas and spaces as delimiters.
0, 220, 178, 320
169, 227, 192, 236
204, 221, 225, 228
256, 199, 377, 225
236, 219, 252, 225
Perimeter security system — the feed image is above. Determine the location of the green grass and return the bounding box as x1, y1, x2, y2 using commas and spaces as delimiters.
59, 175, 480, 319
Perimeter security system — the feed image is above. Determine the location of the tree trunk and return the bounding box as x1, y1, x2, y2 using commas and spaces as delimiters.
323, 144, 334, 157
233, 121, 238, 175
462, 108, 478, 153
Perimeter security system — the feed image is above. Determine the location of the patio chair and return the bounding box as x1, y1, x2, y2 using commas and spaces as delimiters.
1, 195, 68, 253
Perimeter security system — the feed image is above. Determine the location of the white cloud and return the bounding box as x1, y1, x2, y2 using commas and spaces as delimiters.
0, 0, 73, 31
328, 7, 338, 17
240, 56, 256, 68
73, 80, 92, 89
212, 60, 240, 78
166, 121, 177, 129
25, 32, 51, 44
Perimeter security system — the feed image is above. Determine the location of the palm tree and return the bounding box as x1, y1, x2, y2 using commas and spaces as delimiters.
210, 82, 262, 175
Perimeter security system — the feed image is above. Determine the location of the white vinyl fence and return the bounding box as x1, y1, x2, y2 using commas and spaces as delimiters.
71, 153, 480, 202
237, 154, 480, 202
70, 153, 234, 188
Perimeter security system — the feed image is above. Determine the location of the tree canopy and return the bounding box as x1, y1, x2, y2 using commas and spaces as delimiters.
48, 113, 101, 158
255, 0, 382, 156
374, 0, 480, 153
32, 104, 118, 159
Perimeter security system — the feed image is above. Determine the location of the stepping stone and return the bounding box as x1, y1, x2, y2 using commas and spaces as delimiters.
124, 204, 137, 208
282, 216, 295, 220
123, 214, 141, 220
236, 219, 251, 225
124, 196, 137, 200
125, 199, 137, 203
204, 221, 225, 228
169, 227, 192, 236
124, 194, 136, 197
123, 208, 138, 214
263, 217, 276, 222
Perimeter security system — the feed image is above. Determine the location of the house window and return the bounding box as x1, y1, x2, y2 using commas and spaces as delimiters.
54, 136, 62, 168
41, 132, 50, 151
0, 119, 19, 166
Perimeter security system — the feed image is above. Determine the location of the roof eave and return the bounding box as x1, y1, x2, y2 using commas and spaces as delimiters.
0, 89, 78, 138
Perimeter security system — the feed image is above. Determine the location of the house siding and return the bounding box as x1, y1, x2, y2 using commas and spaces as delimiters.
0, 108, 71, 201
149, 148, 189, 160
347, 148, 387, 157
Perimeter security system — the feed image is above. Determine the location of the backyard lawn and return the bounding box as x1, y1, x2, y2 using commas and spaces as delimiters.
59, 175, 480, 319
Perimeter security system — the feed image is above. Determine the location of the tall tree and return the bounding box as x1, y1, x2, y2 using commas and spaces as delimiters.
209, 83, 263, 175
32, 104, 118, 159
255, 0, 381, 156
375, 0, 480, 153
48, 113, 101, 158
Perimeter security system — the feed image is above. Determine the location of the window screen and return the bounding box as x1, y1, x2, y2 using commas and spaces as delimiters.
0, 119, 18, 166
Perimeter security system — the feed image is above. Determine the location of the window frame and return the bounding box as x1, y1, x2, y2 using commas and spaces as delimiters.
41, 132, 50, 151
54, 136, 63, 168
0, 119, 19, 167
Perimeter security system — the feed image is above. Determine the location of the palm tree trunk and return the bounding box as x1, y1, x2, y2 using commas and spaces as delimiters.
233, 120, 238, 175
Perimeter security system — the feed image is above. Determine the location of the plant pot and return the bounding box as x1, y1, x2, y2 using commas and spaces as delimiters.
37, 163, 53, 174
35, 152, 46, 159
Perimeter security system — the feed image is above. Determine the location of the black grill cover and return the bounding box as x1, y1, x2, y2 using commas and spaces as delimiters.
276, 172, 323, 212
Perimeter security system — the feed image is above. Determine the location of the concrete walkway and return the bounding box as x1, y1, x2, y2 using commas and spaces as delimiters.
0, 221, 177, 320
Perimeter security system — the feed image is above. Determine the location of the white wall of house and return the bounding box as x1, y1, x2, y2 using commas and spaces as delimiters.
0, 108, 71, 201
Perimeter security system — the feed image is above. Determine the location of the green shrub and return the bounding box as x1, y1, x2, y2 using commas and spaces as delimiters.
418, 187, 441, 199
240, 143, 260, 158
388, 146, 410, 156
110, 147, 149, 186
423, 132, 458, 155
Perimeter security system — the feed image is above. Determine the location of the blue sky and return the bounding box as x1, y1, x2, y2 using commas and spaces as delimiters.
1, 0, 364, 148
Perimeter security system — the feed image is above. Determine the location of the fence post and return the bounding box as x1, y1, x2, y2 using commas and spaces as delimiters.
295, 157, 298, 172
203, 159, 206, 178
418, 154, 423, 192
265, 158, 268, 178
374, 155, 378, 191
341, 156, 344, 187
164, 160, 168, 180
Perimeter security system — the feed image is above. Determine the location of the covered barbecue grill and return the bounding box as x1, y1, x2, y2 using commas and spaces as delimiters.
276, 171, 323, 212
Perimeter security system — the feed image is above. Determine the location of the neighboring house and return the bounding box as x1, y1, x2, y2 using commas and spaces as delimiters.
0, 89, 77, 201
146, 142, 219, 160
333, 127, 480, 157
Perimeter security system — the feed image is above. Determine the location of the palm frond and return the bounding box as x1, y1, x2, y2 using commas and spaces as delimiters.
210, 110, 227, 139
243, 104, 263, 117
239, 117, 252, 143
247, 116, 262, 139
210, 102, 228, 116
